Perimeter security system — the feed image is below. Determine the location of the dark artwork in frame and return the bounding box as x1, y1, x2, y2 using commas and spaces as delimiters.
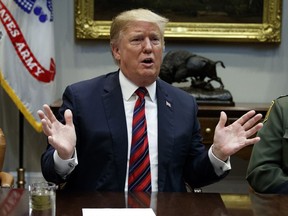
93, 0, 264, 23
75, 0, 281, 42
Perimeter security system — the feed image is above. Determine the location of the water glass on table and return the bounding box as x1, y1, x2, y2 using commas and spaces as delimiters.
29, 182, 57, 216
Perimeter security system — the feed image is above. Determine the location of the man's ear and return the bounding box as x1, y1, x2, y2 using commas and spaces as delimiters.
111, 44, 120, 61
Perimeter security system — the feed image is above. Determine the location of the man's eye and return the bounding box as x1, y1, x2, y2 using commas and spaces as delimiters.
130, 38, 142, 45
151, 37, 160, 44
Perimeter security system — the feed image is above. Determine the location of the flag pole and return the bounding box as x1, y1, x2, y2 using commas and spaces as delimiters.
17, 111, 25, 188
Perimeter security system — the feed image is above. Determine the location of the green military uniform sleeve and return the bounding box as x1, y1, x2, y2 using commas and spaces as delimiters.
246, 95, 288, 193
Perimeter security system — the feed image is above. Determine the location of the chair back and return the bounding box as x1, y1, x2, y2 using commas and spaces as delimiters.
0, 128, 6, 171
0, 128, 14, 187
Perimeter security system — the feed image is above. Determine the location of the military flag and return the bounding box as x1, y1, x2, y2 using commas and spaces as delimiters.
0, 0, 56, 132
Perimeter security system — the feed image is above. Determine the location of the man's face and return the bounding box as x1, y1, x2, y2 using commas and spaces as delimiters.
112, 21, 164, 86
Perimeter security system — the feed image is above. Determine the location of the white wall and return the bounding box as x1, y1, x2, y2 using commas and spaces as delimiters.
1, 0, 288, 187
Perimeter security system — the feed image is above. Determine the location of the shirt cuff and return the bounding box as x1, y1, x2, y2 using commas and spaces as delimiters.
208, 145, 231, 176
53, 148, 78, 179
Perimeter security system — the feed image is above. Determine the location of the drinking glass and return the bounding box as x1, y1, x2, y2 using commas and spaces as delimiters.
29, 182, 56, 216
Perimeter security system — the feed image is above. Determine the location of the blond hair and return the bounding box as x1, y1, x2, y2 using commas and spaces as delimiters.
110, 8, 168, 64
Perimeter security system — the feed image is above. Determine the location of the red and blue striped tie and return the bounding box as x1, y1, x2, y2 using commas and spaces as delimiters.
128, 87, 151, 192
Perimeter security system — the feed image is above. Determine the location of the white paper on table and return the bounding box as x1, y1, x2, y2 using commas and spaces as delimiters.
82, 208, 155, 216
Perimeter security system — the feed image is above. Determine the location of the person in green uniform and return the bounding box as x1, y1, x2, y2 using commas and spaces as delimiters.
247, 95, 288, 194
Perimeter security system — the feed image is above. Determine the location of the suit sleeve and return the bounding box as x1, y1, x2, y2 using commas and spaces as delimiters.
183, 97, 229, 188
41, 86, 76, 184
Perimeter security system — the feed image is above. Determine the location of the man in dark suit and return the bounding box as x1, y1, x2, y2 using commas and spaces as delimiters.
38, 8, 263, 192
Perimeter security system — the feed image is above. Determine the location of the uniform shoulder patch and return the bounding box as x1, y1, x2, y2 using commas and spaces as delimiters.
264, 95, 288, 123
263, 100, 275, 123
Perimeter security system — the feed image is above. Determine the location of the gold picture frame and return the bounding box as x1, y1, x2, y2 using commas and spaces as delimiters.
75, 0, 282, 43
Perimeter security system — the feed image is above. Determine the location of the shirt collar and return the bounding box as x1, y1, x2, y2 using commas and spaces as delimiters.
119, 70, 156, 102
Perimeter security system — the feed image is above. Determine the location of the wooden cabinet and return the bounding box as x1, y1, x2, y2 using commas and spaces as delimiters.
197, 103, 269, 160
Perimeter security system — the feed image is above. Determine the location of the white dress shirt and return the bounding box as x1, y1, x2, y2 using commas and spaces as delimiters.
53, 71, 231, 191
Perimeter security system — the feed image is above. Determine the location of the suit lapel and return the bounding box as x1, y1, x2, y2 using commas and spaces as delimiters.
156, 80, 175, 191
102, 72, 128, 189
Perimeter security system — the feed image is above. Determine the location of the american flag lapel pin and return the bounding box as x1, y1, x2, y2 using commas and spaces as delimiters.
166, 101, 171, 108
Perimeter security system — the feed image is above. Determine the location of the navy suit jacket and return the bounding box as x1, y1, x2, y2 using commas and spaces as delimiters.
41, 71, 227, 192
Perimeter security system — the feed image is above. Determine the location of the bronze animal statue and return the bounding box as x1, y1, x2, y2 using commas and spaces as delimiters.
160, 50, 225, 91
160, 50, 234, 106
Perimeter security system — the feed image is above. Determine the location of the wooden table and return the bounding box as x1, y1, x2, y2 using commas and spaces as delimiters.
0, 188, 287, 216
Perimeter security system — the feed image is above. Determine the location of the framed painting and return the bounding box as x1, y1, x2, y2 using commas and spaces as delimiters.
74, 0, 282, 43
